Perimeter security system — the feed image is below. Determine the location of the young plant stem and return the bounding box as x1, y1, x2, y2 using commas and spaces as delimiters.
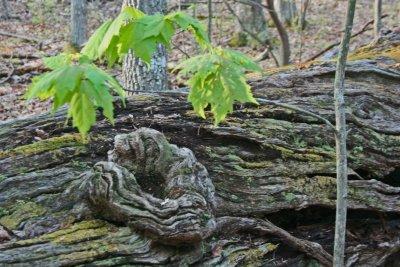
333, 0, 357, 266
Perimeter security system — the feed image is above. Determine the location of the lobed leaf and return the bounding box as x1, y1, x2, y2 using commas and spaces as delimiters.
25, 55, 125, 136
68, 91, 96, 136
167, 12, 210, 49
179, 48, 261, 125
43, 54, 72, 70
81, 19, 113, 60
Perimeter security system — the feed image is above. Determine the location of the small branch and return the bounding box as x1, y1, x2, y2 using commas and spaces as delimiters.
304, 14, 388, 63
224, 0, 279, 67
265, 0, 291, 66
232, 0, 270, 10
0, 53, 42, 60
216, 216, 333, 266
0, 31, 42, 44
256, 47, 280, 67
172, 43, 191, 59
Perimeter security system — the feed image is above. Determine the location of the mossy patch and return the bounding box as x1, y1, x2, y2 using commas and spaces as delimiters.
229, 32, 248, 47
266, 143, 327, 162
348, 44, 400, 62
227, 242, 278, 265
0, 134, 86, 159
0, 200, 46, 229
0, 207, 9, 218
130, 94, 156, 102
12, 220, 114, 247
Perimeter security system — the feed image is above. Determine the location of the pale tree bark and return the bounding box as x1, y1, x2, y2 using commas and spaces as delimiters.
1, 0, 10, 19
229, 0, 269, 46
266, 0, 290, 65
299, 0, 311, 30
70, 0, 87, 49
332, 0, 357, 266
122, 0, 169, 92
274, 0, 297, 26
374, 0, 382, 38
207, 0, 212, 41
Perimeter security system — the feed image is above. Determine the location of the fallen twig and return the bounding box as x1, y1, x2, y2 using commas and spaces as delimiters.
0, 53, 42, 60
0, 31, 43, 50
216, 216, 333, 266
0, 31, 42, 43
304, 14, 388, 63
224, 0, 279, 67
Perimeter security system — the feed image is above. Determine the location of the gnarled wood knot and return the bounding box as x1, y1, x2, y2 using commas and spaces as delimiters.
81, 128, 216, 245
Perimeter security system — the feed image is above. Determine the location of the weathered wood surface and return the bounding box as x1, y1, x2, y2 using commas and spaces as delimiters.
0, 33, 399, 266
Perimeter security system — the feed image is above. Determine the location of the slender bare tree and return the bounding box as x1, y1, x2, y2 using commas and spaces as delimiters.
333, 0, 357, 266
230, 0, 269, 46
374, 0, 382, 38
122, 0, 169, 92
274, 0, 297, 26
266, 0, 290, 66
299, 0, 311, 30
71, 0, 88, 49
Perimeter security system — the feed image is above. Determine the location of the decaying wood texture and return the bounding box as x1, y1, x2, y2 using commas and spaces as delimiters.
0, 32, 399, 266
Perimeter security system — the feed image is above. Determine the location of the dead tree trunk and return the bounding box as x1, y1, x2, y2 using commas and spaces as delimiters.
0, 33, 400, 266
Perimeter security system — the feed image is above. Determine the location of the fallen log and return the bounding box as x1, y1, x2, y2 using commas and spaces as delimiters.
0, 32, 399, 266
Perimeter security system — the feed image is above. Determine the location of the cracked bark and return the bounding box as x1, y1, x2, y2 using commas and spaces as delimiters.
0, 32, 399, 266
122, 0, 169, 92
70, 0, 87, 49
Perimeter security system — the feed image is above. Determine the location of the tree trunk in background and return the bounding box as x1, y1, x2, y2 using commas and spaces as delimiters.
70, 0, 87, 49
122, 0, 169, 92
231, 0, 269, 47
299, 0, 311, 30
274, 0, 297, 26
332, 0, 356, 266
0, 0, 10, 19
207, 0, 212, 42
266, 0, 290, 66
374, 0, 382, 38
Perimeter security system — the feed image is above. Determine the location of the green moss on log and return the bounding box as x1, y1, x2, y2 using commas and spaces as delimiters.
348, 44, 400, 62
11, 220, 114, 247
0, 134, 86, 159
0, 201, 46, 230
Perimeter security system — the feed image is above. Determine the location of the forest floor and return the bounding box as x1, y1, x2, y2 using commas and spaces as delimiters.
0, 0, 399, 121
